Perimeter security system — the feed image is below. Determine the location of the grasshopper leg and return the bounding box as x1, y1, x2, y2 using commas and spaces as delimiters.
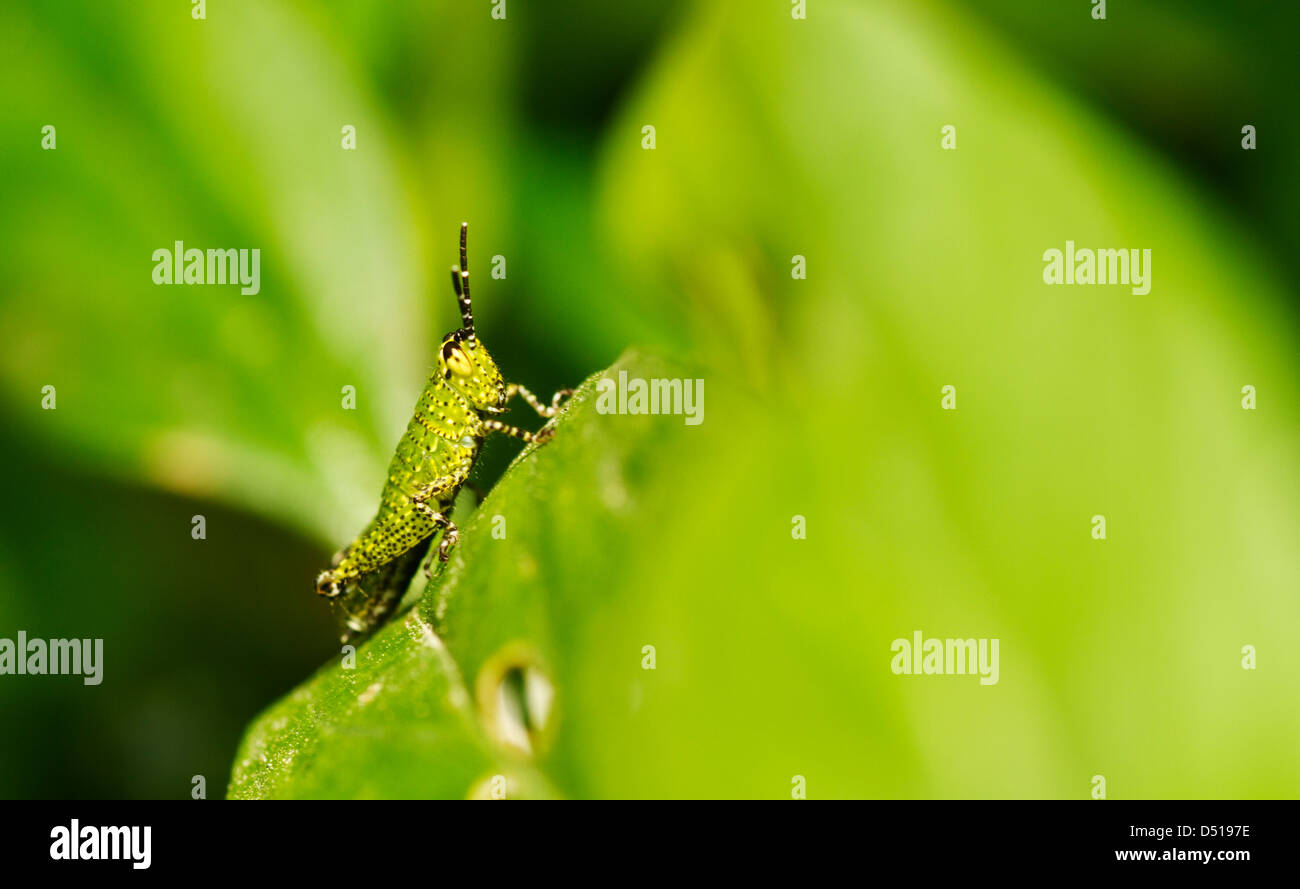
493, 386, 573, 445
506, 384, 575, 418
484, 418, 558, 445
411, 504, 458, 568
412, 478, 460, 567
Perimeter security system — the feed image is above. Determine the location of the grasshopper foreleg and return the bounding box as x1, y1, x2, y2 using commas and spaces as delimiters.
506, 384, 575, 418
484, 417, 563, 445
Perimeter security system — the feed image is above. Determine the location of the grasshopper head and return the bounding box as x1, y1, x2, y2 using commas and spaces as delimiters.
440, 330, 507, 411
441, 223, 507, 411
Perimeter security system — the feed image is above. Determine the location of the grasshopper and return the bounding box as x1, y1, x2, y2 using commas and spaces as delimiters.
317, 223, 573, 641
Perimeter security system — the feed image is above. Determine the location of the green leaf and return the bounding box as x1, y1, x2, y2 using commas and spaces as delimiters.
584, 1, 1300, 797
227, 605, 562, 799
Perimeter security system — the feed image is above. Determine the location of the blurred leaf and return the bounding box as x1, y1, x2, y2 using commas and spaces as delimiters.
584, 0, 1300, 795
965, 0, 1300, 287
0, 1, 514, 544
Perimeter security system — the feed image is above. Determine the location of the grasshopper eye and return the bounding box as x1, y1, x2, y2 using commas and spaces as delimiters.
443, 342, 472, 376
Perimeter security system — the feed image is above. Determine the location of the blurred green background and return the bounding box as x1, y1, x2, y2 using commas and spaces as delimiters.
1, 0, 1297, 799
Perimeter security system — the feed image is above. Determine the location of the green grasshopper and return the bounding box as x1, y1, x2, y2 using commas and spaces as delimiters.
317, 223, 573, 641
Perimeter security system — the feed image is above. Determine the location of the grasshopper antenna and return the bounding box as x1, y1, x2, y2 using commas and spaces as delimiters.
450, 222, 475, 345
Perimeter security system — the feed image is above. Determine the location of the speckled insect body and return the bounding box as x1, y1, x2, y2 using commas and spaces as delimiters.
317, 224, 572, 641
332, 538, 430, 643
